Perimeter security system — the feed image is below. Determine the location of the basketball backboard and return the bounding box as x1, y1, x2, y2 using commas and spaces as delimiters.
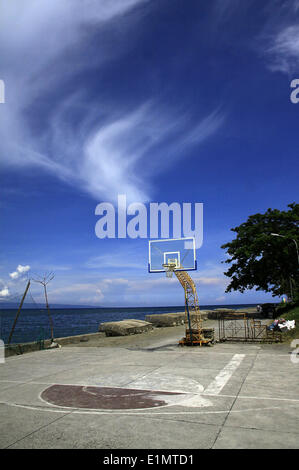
148, 237, 197, 273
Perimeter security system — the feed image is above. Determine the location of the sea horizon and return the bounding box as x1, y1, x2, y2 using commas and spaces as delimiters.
0, 302, 263, 345
0, 301, 266, 310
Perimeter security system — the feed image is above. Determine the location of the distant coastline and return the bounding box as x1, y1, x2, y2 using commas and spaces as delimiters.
0, 302, 264, 310
0, 303, 268, 345
0, 302, 101, 309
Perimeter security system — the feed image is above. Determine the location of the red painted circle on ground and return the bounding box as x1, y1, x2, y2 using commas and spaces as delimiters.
41, 384, 183, 409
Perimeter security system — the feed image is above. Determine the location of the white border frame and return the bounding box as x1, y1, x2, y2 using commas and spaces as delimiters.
148, 237, 197, 273
163, 251, 180, 267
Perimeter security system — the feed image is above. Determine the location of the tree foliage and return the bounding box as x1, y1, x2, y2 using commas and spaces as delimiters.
221, 203, 299, 299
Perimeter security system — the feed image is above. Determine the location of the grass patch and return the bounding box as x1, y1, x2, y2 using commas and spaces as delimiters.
274, 303, 299, 343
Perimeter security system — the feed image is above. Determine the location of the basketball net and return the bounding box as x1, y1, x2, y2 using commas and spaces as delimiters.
163, 263, 177, 278
165, 267, 174, 278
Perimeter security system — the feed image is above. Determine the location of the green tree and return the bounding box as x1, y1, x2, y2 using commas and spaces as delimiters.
221, 203, 299, 300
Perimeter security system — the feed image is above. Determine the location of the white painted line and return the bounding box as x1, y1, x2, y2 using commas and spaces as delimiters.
71, 406, 282, 416
230, 394, 299, 403
203, 354, 245, 396
0, 401, 282, 416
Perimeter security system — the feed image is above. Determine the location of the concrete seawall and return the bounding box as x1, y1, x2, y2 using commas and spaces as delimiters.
5, 332, 105, 358
4, 308, 259, 357
145, 311, 210, 326
99, 319, 153, 336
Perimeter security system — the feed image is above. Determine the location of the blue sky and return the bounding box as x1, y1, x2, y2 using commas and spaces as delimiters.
0, 0, 298, 307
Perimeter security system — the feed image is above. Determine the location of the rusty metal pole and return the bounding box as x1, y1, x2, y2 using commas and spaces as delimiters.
8, 280, 31, 344
43, 283, 54, 342
185, 296, 193, 346
31, 273, 55, 343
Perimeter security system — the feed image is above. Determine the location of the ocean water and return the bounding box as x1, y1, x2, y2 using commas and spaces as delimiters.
0, 304, 257, 345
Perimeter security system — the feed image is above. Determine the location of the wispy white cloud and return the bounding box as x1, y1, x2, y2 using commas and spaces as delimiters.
49, 282, 105, 305
266, 24, 299, 74
86, 252, 144, 270
258, 0, 299, 75
56, 101, 223, 203
0, 0, 224, 204
197, 277, 225, 285
0, 0, 149, 196
47, 267, 230, 306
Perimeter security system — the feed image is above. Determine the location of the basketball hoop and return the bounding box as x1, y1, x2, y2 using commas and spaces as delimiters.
162, 263, 176, 278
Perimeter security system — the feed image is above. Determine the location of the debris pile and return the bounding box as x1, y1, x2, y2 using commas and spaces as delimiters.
267, 319, 296, 332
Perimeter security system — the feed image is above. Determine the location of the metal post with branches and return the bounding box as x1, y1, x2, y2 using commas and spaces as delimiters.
32, 272, 55, 343
7, 280, 31, 344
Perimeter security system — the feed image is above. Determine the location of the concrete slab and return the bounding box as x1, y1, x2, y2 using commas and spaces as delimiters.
0, 403, 72, 448
30, 365, 161, 388
99, 319, 153, 336
0, 382, 60, 407
239, 362, 299, 400
0, 337, 298, 449
145, 312, 185, 326
8, 413, 221, 449
145, 312, 209, 327
226, 397, 299, 434
213, 426, 299, 449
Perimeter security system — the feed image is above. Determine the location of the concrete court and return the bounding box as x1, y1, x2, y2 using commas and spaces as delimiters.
0, 337, 298, 449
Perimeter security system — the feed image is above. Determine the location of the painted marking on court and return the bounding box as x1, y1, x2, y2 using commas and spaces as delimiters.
203, 354, 245, 395
0, 401, 281, 416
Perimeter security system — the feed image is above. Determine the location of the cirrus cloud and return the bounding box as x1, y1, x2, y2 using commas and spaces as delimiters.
266, 24, 299, 74
0, 0, 224, 204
